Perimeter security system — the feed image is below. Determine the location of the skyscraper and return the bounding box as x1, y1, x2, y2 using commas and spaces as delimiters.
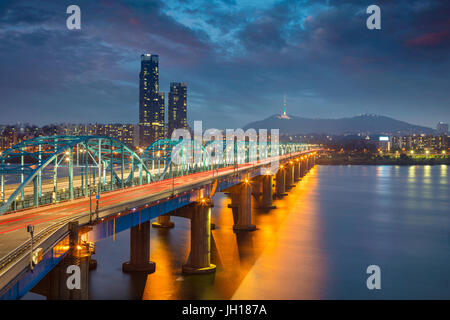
139, 54, 165, 147
168, 82, 187, 139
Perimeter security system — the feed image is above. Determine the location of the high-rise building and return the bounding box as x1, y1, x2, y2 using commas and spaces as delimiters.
168, 82, 187, 139
437, 122, 449, 136
139, 54, 165, 147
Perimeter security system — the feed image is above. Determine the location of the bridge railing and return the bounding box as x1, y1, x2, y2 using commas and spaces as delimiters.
0, 135, 316, 215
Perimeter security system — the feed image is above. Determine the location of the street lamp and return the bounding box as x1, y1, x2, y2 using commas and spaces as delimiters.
27, 225, 34, 271
89, 183, 93, 222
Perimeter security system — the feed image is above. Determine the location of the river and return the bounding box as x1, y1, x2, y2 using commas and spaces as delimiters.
23, 165, 450, 299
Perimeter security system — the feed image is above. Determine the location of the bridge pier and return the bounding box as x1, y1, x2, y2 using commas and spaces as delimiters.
122, 221, 156, 273
275, 167, 287, 198
152, 215, 175, 228
300, 158, 306, 176
259, 174, 276, 210
285, 164, 295, 189
293, 160, 300, 181
31, 222, 90, 300
228, 181, 256, 232
182, 201, 216, 274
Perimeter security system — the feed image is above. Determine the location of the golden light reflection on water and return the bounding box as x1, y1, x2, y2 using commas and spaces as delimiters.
141, 228, 184, 300
406, 165, 419, 200
424, 165, 431, 177
439, 165, 448, 186
81, 165, 450, 299
134, 167, 326, 300
408, 165, 416, 181
232, 167, 326, 299
441, 165, 447, 177
423, 165, 432, 185
394, 165, 400, 172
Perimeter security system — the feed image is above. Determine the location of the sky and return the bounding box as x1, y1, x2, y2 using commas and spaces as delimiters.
0, 0, 448, 129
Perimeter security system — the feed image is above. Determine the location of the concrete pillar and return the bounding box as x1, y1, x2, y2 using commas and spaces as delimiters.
122, 221, 155, 273
182, 201, 216, 274
259, 174, 276, 210
231, 182, 256, 232
293, 160, 300, 181
275, 167, 287, 198
32, 222, 90, 300
152, 215, 175, 228
228, 191, 240, 223
251, 178, 262, 200
285, 164, 295, 189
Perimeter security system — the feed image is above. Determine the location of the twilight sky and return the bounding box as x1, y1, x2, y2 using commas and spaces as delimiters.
0, 0, 448, 129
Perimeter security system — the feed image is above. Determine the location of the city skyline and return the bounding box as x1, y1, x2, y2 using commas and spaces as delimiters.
0, 0, 448, 129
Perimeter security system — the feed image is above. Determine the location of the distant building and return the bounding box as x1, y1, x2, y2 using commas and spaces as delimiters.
139, 54, 165, 147
0, 123, 138, 151
168, 82, 187, 139
378, 136, 391, 151
437, 122, 448, 136
95, 124, 136, 147
0, 126, 18, 150
391, 134, 448, 152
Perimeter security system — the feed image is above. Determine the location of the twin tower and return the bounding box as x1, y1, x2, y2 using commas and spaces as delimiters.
138, 54, 187, 147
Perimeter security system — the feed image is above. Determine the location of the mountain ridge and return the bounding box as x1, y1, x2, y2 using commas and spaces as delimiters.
243, 114, 435, 135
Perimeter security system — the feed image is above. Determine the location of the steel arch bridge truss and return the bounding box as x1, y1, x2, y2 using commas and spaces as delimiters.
142, 139, 209, 180
0, 136, 150, 214
0, 135, 312, 215
143, 138, 309, 181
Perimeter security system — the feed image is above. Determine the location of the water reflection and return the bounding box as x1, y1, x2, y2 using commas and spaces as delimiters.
233, 168, 326, 299
441, 165, 447, 177
84, 165, 449, 300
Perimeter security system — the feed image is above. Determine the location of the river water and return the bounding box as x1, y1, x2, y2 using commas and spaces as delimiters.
26, 164, 450, 299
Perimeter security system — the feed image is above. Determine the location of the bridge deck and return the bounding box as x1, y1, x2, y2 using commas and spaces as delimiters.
0, 150, 318, 298
0, 165, 232, 259
0, 151, 297, 263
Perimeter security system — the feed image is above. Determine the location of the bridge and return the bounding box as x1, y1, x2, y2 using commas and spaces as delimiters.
0, 135, 321, 299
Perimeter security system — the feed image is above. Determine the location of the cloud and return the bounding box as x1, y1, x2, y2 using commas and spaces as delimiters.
406, 31, 450, 47
0, 0, 448, 129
